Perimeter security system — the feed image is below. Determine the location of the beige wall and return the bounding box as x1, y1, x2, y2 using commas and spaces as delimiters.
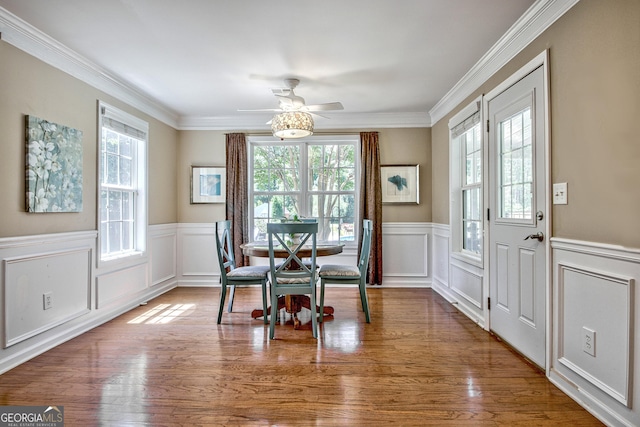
177, 130, 228, 223
1, 36, 430, 237
377, 127, 431, 223
431, 0, 640, 248
148, 123, 179, 225
0, 42, 179, 238
177, 128, 432, 224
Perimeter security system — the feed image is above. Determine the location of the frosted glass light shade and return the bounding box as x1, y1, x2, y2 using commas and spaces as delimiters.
271, 111, 314, 139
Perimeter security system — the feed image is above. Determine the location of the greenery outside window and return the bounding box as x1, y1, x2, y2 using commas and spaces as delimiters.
248, 135, 359, 245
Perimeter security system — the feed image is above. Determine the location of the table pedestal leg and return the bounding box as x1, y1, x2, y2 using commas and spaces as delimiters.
251, 295, 334, 322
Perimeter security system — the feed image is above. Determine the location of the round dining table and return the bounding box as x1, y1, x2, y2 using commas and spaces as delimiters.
241, 242, 344, 259
241, 242, 344, 328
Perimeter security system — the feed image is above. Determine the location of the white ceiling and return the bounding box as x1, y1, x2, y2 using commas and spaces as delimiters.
0, 0, 537, 130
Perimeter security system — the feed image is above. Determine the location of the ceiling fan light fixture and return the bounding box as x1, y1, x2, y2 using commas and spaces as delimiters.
271, 111, 314, 139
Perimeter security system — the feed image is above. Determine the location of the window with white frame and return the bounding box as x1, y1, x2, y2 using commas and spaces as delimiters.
449, 99, 483, 260
98, 102, 148, 261
248, 135, 359, 245
461, 124, 482, 254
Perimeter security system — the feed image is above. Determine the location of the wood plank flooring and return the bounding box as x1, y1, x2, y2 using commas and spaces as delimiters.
0, 287, 603, 426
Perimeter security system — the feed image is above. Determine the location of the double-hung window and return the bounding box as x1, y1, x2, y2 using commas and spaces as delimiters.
449, 98, 483, 260
248, 135, 359, 245
98, 102, 148, 261
461, 123, 482, 254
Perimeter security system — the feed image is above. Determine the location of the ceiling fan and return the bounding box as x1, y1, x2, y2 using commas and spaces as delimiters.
239, 78, 343, 139
239, 78, 344, 116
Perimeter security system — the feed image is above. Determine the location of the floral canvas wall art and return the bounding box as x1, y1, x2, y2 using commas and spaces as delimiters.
26, 115, 83, 212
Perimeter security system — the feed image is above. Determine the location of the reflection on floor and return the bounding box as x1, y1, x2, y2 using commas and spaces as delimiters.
0, 287, 603, 426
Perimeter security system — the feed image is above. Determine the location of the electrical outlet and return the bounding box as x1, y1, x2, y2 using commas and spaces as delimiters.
43, 292, 53, 310
582, 327, 596, 357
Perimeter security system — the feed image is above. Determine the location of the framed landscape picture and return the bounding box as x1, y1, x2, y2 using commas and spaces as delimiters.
381, 164, 419, 204
191, 166, 225, 203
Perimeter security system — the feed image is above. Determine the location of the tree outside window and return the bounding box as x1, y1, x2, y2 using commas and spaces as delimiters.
249, 136, 359, 244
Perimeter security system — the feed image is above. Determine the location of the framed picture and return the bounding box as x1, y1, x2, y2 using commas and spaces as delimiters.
191, 166, 225, 203
381, 164, 419, 204
26, 115, 83, 212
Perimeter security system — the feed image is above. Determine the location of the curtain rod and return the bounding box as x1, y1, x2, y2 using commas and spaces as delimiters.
238, 131, 362, 137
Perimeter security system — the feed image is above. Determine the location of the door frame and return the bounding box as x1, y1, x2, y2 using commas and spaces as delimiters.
482, 50, 551, 374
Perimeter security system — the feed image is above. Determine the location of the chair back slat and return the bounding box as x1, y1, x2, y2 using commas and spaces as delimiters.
267, 222, 318, 279
215, 220, 237, 277
358, 219, 373, 276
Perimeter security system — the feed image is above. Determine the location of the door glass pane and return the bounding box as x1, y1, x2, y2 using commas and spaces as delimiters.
499, 107, 533, 220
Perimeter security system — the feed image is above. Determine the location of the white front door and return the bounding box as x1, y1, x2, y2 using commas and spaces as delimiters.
487, 66, 546, 368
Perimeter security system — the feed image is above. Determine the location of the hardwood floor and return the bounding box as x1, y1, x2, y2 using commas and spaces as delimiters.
0, 287, 603, 426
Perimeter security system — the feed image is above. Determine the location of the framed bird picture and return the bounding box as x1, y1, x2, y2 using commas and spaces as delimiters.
381, 164, 419, 204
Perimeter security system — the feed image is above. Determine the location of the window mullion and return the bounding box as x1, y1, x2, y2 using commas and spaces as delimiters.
299, 142, 308, 217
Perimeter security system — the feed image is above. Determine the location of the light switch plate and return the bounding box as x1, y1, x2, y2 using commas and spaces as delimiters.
553, 182, 568, 204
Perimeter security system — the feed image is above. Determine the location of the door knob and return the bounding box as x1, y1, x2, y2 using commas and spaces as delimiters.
524, 232, 544, 242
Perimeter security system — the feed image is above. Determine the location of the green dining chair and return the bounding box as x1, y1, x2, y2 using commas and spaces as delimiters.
319, 219, 372, 323
215, 220, 270, 324
267, 222, 319, 339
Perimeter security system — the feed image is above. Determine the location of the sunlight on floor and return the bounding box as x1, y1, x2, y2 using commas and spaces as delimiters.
322, 319, 361, 353
127, 303, 196, 324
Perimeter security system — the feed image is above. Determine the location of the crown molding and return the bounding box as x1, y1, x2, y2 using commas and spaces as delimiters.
429, 0, 580, 125
0, 7, 179, 128
0, 6, 430, 131
177, 112, 431, 131
1, 1, 577, 131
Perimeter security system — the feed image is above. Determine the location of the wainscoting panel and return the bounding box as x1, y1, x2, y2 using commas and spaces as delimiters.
382, 223, 430, 287
95, 263, 148, 309
177, 224, 219, 286
0, 228, 179, 374
178, 223, 432, 288
550, 238, 640, 427
4, 247, 91, 347
430, 224, 486, 326
557, 263, 632, 406
150, 224, 177, 286
432, 225, 450, 288
450, 262, 483, 310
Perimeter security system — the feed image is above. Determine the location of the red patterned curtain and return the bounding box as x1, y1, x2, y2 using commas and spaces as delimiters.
225, 133, 249, 266
359, 132, 383, 285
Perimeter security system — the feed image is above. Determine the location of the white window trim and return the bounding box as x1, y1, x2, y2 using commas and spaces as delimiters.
449, 96, 483, 267
247, 134, 361, 248
97, 101, 148, 267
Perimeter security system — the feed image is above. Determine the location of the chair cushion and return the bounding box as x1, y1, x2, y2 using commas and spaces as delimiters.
319, 264, 360, 277
271, 271, 319, 285
227, 265, 270, 278
275, 277, 314, 284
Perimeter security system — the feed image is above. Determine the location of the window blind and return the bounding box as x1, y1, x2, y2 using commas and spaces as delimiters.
100, 105, 148, 140
451, 111, 480, 138
449, 99, 481, 138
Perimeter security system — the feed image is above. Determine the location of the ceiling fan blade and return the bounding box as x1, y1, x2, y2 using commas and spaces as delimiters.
308, 111, 330, 119
238, 108, 283, 112
275, 95, 294, 105
303, 102, 344, 112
